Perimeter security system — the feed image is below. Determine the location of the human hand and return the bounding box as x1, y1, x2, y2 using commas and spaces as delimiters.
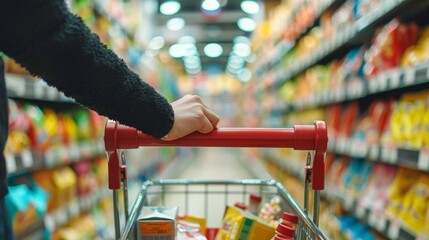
162, 94, 220, 141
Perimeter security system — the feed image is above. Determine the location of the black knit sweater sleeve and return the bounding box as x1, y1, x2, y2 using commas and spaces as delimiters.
0, 0, 174, 138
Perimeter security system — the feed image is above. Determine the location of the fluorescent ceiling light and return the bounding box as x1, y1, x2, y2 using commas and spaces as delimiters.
204, 43, 223, 58
237, 17, 256, 32
238, 68, 252, 82
148, 36, 165, 50
160, 1, 181, 15
169, 44, 185, 58
178, 36, 197, 44
201, 0, 220, 11
167, 18, 185, 31
228, 55, 244, 64
184, 56, 201, 69
233, 43, 251, 57
233, 36, 250, 44
186, 66, 202, 75
240, 1, 260, 14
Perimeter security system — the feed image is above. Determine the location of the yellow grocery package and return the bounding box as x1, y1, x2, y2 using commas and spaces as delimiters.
386, 168, 420, 218
399, 174, 429, 235
215, 206, 253, 240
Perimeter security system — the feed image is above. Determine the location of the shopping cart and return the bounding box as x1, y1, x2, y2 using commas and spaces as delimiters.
104, 120, 329, 240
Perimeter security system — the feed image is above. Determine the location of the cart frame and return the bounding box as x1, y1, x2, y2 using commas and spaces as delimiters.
104, 120, 329, 240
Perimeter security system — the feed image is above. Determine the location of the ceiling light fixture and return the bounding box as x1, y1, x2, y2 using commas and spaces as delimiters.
168, 44, 185, 58
204, 43, 223, 58
166, 18, 186, 31
240, 1, 260, 14
237, 17, 256, 32
233, 43, 251, 57
160, 1, 181, 15
201, 0, 221, 11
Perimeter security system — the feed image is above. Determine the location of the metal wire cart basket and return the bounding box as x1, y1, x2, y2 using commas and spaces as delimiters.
104, 120, 329, 240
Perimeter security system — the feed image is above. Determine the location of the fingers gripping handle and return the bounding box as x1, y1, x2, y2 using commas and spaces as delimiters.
104, 120, 328, 190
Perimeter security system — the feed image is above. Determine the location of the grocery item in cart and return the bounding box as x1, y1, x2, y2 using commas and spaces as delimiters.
136, 206, 178, 240
216, 205, 276, 240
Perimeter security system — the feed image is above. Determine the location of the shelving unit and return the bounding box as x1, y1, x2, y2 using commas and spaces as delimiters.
256, 0, 345, 73
248, 0, 429, 239
6, 140, 105, 177
5, 74, 72, 103
260, 150, 420, 240
257, 0, 429, 92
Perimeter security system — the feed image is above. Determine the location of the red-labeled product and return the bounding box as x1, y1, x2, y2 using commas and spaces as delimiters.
281, 212, 299, 229
248, 193, 262, 215
271, 223, 295, 240
234, 202, 247, 210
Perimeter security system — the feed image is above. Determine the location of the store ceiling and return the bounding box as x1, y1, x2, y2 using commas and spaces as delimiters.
152, 0, 278, 77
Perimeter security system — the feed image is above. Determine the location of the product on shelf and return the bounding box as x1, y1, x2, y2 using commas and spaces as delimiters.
358, 164, 397, 212
402, 27, 429, 66
5, 100, 32, 154
386, 168, 421, 218
399, 174, 429, 236
364, 19, 419, 78
5, 183, 47, 236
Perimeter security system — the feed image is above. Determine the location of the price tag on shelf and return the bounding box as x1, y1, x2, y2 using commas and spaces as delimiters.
381, 146, 397, 163
404, 68, 416, 85
68, 200, 80, 218
418, 148, 429, 171
5, 75, 26, 96
33, 81, 45, 99
356, 205, 365, 219
375, 214, 387, 233
378, 73, 388, 91
368, 145, 379, 161
80, 142, 92, 158
343, 194, 354, 211
336, 138, 345, 153
21, 150, 33, 168
368, 78, 378, 93
390, 148, 398, 164
69, 143, 80, 160
44, 149, 55, 168
55, 208, 68, 227
357, 141, 368, 158
6, 154, 17, 174
389, 69, 401, 88
58, 146, 69, 163
46, 86, 58, 100
388, 219, 401, 240
44, 214, 56, 231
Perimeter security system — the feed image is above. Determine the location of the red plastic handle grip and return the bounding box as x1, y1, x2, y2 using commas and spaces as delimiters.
104, 120, 328, 151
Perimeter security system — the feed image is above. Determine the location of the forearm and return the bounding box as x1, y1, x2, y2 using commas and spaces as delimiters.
0, 0, 174, 138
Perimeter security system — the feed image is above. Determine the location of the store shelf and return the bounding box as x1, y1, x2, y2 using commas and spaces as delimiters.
289, 62, 429, 111
6, 140, 105, 177
325, 188, 418, 240
256, 0, 344, 73
328, 137, 429, 173
261, 149, 420, 240
43, 188, 111, 234
5, 74, 73, 103
269, 0, 413, 90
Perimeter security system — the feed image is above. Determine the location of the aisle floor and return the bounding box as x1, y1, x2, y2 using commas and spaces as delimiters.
159, 148, 257, 227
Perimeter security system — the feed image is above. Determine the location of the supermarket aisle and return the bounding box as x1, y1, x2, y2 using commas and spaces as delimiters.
161, 148, 257, 227
178, 148, 253, 180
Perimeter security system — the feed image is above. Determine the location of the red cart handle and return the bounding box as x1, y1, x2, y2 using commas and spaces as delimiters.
104, 120, 328, 190
104, 120, 327, 151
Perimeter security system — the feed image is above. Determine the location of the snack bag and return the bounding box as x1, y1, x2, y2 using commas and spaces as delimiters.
386, 168, 421, 218
399, 174, 429, 235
